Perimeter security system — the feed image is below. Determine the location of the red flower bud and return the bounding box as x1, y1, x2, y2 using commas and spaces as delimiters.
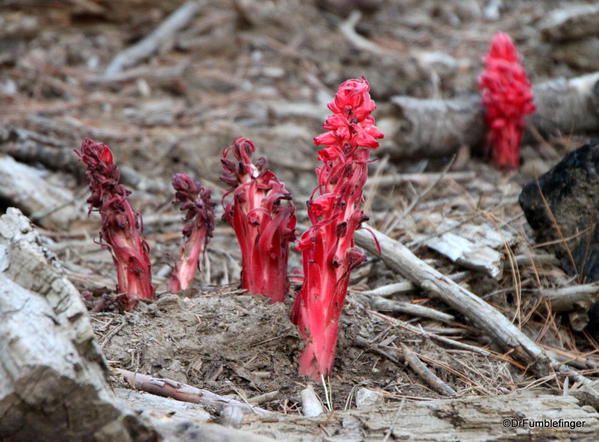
478, 32, 535, 170
167, 174, 216, 292
75, 138, 154, 311
221, 138, 296, 303
292, 78, 383, 380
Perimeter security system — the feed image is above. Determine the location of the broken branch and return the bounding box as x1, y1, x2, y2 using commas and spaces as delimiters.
105, 1, 205, 74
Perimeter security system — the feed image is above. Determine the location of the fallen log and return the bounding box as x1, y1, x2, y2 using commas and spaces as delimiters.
0, 155, 80, 229
0, 126, 167, 193
0, 208, 157, 441
538, 4, 599, 42
242, 390, 599, 441
116, 388, 274, 442
384, 72, 599, 159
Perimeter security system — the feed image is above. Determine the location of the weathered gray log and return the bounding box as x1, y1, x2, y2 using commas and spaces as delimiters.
115, 388, 274, 441
354, 225, 551, 376
242, 390, 599, 441
385, 95, 484, 158
539, 4, 599, 42
552, 37, 599, 71
541, 283, 599, 313
385, 72, 599, 159
0, 208, 157, 441
0, 155, 80, 229
0, 126, 166, 193
116, 388, 275, 441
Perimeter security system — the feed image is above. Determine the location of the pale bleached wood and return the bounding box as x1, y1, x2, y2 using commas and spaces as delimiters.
0, 208, 156, 441
0, 155, 80, 229
242, 390, 599, 441
105, 1, 205, 74
115, 388, 274, 442
540, 282, 599, 312
539, 4, 599, 42
354, 225, 551, 375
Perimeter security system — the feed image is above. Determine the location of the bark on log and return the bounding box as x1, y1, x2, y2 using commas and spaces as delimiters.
0, 208, 157, 442
385, 72, 599, 159
242, 390, 599, 441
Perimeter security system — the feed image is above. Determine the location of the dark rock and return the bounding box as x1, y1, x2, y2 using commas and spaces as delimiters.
519, 142, 599, 336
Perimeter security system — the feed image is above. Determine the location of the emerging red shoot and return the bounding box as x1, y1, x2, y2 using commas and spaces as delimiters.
221, 138, 296, 302
168, 174, 216, 292
291, 78, 383, 380
75, 138, 154, 311
478, 32, 535, 170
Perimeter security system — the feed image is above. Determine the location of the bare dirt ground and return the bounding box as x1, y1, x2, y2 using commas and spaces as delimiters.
2, 0, 599, 434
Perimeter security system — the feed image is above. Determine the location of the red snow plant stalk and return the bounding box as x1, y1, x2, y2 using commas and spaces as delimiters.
291, 78, 383, 380
75, 138, 154, 311
221, 138, 296, 302
168, 174, 216, 292
478, 31, 535, 170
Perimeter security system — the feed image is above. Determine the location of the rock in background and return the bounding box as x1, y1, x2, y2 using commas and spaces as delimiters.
519, 143, 599, 336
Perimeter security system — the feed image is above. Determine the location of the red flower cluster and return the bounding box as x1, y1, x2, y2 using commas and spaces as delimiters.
478, 32, 535, 170
168, 174, 216, 292
75, 138, 154, 311
291, 78, 383, 380
221, 138, 296, 303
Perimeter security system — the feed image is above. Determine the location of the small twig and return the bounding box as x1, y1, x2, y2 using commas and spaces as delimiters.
339, 11, 389, 56
87, 63, 188, 84
366, 171, 476, 188
402, 157, 455, 216
321, 374, 332, 412
105, 1, 205, 74
115, 368, 270, 416
354, 336, 404, 364
401, 344, 456, 397
382, 398, 405, 442
539, 282, 599, 312
355, 225, 550, 374
100, 316, 127, 349
356, 294, 455, 324
363, 155, 389, 215
248, 390, 279, 406
357, 272, 469, 297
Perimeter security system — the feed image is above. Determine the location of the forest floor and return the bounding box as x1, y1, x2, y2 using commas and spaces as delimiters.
1, 0, 599, 438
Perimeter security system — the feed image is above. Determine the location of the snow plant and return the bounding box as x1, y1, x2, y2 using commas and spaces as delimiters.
221, 137, 296, 303
168, 173, 216, 292
291, 78, 384, 380
75, 138, 154, 311
478, 32, 535, 170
